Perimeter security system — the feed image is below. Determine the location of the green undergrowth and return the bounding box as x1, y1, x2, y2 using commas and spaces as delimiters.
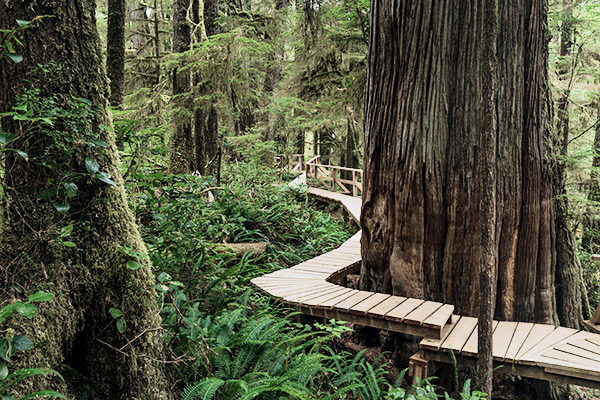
122, 146, 486, 398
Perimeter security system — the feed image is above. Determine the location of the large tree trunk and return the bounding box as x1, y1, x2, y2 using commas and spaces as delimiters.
554, 0, 590, 329
361, 0, 578, 326
169, 0, 193, 174
107, 0, 126, 107
0, 2, 172, 399
203, 0, 220, 175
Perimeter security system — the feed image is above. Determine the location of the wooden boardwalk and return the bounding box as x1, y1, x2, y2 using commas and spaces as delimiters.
251, 186, 600, 389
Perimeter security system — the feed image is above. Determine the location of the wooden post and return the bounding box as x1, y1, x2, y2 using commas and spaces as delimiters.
409, 352, 434, 385
332, 167, 337, 192
352, 170, 358, 197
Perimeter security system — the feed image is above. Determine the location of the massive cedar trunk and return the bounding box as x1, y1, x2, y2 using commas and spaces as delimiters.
170, 0, 193, 174
0, 1, 172, 398
361, 0, 580, 327
107, 0, 126, 107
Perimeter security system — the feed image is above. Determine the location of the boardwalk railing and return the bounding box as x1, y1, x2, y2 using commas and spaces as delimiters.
274, 154, 318, 173
306, 156, 363, 197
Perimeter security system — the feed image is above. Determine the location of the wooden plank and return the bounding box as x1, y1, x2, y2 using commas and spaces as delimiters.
335, 291, 374, 311
539, 350, 600, 375
461, 320, 499, 357
267, 283, 335, 297
302, 287, 353, 307
386, 298, 425, 321
422, 304, 454, 329
585, 335, 600, 347
404, 301, 444, 326
514, 324, 556, 361
440, 316, 478, 353
492, 321, 518, 360
291, 285, 347, 303
518, 326, 578, 365
582, 320, 600, 334
318, 290, 361, 308
504, 322, 535, 362
281, 285, 340, 303
420, 315, 462, 351
554, 343, 600, 362
590, 304, 600, 324
366, 296, 408, 317
350, 293, 390, 314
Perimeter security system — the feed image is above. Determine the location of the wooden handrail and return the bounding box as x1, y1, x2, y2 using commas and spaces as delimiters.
306, 162, 363, 173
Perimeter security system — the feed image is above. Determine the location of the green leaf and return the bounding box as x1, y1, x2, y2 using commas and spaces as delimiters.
7, 53, 23, 64
0, 133, 15, 144
16, 302, 37, 318
116, 318, 126, 333
63, 182, 78, 198
85, 157, 99, 174
60, 224, 73, 237
0, 304, 17, 324
0, 361, 8, 380
52, 201, 70, 214
108, 308, 123, 319
0, 339, 11, 361
16, 150, 28, 161
12, 335, 33, 351
16, 19, 30, 27
37, 187, 57, 200
28, 291, 54, 302
90, 139, 109, 148
126, 260, 142, 270
62, 241, 76, 248
96, 171, 116, 186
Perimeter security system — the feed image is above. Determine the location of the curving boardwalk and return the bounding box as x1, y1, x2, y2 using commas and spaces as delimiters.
251, 187, 600, 389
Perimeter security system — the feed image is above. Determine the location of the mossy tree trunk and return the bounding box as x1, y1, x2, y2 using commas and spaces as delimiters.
0, 1, 172, 399
170, 0, 194, 174
107, 0, 126, 107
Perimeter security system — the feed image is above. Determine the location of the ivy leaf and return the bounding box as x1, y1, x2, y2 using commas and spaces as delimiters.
53, 201, 70, 214
12, 335, 33, 351
85, 157, 99, 174
0, 361, 7, 380
126, 260, 142, 270
108, 308, 122, 319
7, 53, 23, 64
60, 224, 73, 237
62, 241, 76, 248
16, 302, 37, 318
63, 182, 78, 198
16, 150, 28, 161
28, 291, 54, 302
116, 318, 126, 333
96, 171, 116, 186
0, 339, 10, 361
0, 133, 15, 144
90, 139, 108, 148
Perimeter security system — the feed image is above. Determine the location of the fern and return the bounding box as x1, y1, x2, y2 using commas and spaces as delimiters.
181, 378, 225, 400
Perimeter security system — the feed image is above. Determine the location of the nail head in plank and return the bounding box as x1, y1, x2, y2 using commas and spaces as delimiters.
404, 301, 444, 326
350, 293, 390, 314
386, 298, 425, 322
